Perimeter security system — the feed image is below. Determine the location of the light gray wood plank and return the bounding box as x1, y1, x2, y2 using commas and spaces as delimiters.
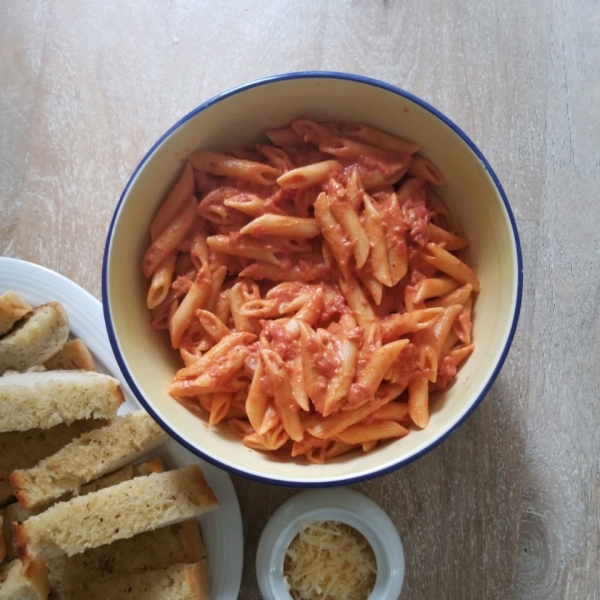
0, 0, 49, 256
516, 1, 600, 598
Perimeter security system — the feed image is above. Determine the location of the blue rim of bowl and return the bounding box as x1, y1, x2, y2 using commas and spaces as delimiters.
102, 70, 524, 487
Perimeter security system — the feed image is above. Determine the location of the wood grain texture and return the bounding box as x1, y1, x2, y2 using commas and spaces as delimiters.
1, 0, 599, 598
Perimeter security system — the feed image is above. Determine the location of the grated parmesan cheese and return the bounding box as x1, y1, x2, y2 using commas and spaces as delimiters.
283, 520, 377, 600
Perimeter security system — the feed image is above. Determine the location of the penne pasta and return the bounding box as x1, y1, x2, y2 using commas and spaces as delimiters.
149, 162, 195, 241
189, 150, 279, 186
142, 117, 479, 462
277, 160, 343, 189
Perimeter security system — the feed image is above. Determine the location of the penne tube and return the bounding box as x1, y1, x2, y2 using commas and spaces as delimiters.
328, 194, 370, 268
408, 155, 446, 185
410, 277, 460, 304
265, 125, 305, 147
426, 284, 472, 309
169, 267, 213, 348
338, 275, 379, 333
322, 333, 360, 417
360, 166, 408, 190
381, 308, 444, 343
238, 255, 330, 283
149, 162, 195, 240
195, 308, 230, 342
369, 402, 410, 422
349, 339, 409, 407
324, 441, 359, 460
453, 294, 473, 344
291, 119, 339, 145
261, 348, 304, 442
296, 321, 327, 410
428, 222, 469, 251
240, 214, 320, 238
338, 122, 420, 156
320, 136, 400, 163
308, 384, 403, 440
209, 392, 233, 425
377, 191, 408, 285
244, 424, 289, 451
245, 360, 270, 433
313, 192, 352, 279
230, 280, 261, 331
176, 331, 256, 378
187, 345, 250, 393
188, 150, 279, 186
277, 160, 343, 189
334, 420, 409, 445
290, 352, 310, 412
345, 167, 365, 211
423, 243, 481, 292
206, 234, 283, 266
408, 375, 429, 428
147, 252, 177, 310
143, 196, 198, 278
188, 221, 210, 271
447, 343, 475, 365
257, 144, 295, 171
223, 193, 285, 218
356, 270, 384, 306
197, 191, 248, 229
213, 289, 231, 328
362, 194, 392, 286
205, 264, 228, 313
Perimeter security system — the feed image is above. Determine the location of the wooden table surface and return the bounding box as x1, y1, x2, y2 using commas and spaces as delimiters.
2, 1, 599, 598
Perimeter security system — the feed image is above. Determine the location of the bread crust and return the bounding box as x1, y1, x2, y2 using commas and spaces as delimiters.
0, 371, 124, 433
0, 291, 32, 336
43, 339, 96, 371
0, 559, 49, 600
0, 302, 69, 375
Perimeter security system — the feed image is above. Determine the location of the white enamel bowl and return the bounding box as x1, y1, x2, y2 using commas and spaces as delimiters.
103, 72, 523, 487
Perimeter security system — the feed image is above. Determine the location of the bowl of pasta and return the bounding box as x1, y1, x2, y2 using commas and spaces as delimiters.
103, 72, 522, 486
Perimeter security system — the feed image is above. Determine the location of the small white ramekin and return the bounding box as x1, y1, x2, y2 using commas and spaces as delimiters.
256, 488, 404, 600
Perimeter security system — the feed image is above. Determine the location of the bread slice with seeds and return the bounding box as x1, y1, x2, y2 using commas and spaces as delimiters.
0, 420, 106, 507
13, 464, 218, 560
10, 410, 169, 508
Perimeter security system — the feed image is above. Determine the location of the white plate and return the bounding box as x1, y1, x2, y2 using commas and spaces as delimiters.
0, 257, 243, 599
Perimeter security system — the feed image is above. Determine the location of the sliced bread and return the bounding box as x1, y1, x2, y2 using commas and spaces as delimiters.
0, 370, 123, 433
43, 339, 96, 372
0, 292, 32, 337
3, 458, 165, 562
0, 559, 49, 600
11, 410, 169, 508
83, 562, 210, 600
0, 420, 105, 507
47, 519, 206, 600
0, 302, 69, 375
13, 464, 218, 560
